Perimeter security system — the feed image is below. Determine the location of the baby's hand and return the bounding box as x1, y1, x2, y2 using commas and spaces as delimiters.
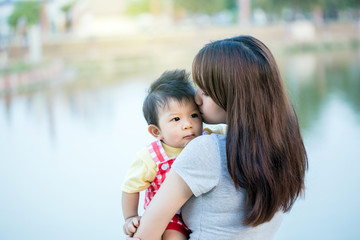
123, 216, 141, 237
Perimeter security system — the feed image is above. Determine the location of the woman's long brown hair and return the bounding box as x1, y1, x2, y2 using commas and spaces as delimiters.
192, 35, 308, 227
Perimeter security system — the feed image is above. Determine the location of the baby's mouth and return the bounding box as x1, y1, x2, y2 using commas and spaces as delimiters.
184, 134, 195, 139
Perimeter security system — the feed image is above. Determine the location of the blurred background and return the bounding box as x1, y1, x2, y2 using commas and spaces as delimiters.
0, 0, 359, 239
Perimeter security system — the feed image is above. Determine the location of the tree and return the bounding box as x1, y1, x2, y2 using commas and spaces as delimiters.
8, 1, 42, 64
126, 0, 237, 16
252, 0, 360, 18
126, 0, 151, 16
173, 0, 228, 14
8, 1, 40, 28
61, 1, 77, 32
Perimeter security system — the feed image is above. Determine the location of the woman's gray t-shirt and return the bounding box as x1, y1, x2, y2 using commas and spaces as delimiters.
172, 134, 283, 240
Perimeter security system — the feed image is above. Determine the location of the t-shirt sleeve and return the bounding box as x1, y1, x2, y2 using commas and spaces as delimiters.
172, 135, 221, 197
121, 148, 157, 193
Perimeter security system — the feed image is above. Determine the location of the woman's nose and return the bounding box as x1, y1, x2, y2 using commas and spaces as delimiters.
195, 90, 202, 105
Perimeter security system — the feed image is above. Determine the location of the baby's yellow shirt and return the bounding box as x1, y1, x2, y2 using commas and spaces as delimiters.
121, 143, 182, 193
121, 124, 227, 193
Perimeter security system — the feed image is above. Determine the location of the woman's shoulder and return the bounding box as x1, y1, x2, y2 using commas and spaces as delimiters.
179, 134, 226, 162
173, 135, 225, 196
185, 134, 226, 155
190, 133, 226, 148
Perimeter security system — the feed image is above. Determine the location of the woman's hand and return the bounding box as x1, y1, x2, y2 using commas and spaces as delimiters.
123, 216, 141, 237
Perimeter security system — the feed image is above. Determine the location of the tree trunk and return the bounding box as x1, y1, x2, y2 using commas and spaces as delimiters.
237, 0, 251, 26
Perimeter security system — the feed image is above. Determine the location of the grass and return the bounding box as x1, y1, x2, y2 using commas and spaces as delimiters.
0, 60, 50, 75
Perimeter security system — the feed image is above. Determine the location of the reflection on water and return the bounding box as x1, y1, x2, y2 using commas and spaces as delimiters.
283, 50, 360, 134
1, 49, 360, 239
276, 49, 360, 240
0, 78, 154, 239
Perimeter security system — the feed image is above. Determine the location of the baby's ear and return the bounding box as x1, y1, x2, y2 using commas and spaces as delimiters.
148, 125, 162, 139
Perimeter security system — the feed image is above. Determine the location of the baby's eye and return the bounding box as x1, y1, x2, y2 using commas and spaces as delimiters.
171, 117, 180, 122
190, 113, 199, 118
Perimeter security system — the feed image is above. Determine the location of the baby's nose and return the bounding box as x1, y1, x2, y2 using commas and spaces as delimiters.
183, 119, 193, 129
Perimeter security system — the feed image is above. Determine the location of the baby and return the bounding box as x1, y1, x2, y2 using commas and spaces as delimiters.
121, 69, 225, 239
122, 69, 201, 239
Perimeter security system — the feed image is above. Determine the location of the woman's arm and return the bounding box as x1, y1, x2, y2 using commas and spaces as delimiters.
133, 169, 193, 240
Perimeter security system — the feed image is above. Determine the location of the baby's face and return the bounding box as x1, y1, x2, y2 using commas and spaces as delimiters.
157, 99, 203, 148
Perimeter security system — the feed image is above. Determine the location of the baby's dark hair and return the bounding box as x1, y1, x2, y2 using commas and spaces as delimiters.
143, 69, 195, 126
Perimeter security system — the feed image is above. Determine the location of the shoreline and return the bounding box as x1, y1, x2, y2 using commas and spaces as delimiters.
1, 22, 359, 96
6, 22, 360, 61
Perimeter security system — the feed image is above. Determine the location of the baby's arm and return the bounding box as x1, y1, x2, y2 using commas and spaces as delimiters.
133, 170, 193, 240
122, 192, 141, 237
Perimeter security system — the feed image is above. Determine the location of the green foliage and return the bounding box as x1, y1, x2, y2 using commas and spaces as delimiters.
124, 0, 360, 17
61, 1, 77, 13
252, 0, 315, 12
61, 5, 71, 13
252, 0, 275, 12
335, 0, 360, 9
252, 0, 360, 13
126, 0, 233, 16
8, 2, 40, 27
225, 0, 237, 10
0, 60, 50, 75
174, 0, 228, 14
126, 0, 151, 16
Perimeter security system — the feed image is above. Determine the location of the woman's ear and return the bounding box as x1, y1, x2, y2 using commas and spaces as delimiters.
148, 125, 162, 140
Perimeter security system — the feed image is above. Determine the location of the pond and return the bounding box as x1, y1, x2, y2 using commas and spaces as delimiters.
1, 46, 360, 239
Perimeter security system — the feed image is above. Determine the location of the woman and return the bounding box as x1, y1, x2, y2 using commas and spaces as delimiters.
129, 35, 308, 239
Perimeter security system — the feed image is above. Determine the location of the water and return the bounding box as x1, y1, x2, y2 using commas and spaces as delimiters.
1, 49, 360, 239
276, 50, 360, 239
0, 79, 153, 239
